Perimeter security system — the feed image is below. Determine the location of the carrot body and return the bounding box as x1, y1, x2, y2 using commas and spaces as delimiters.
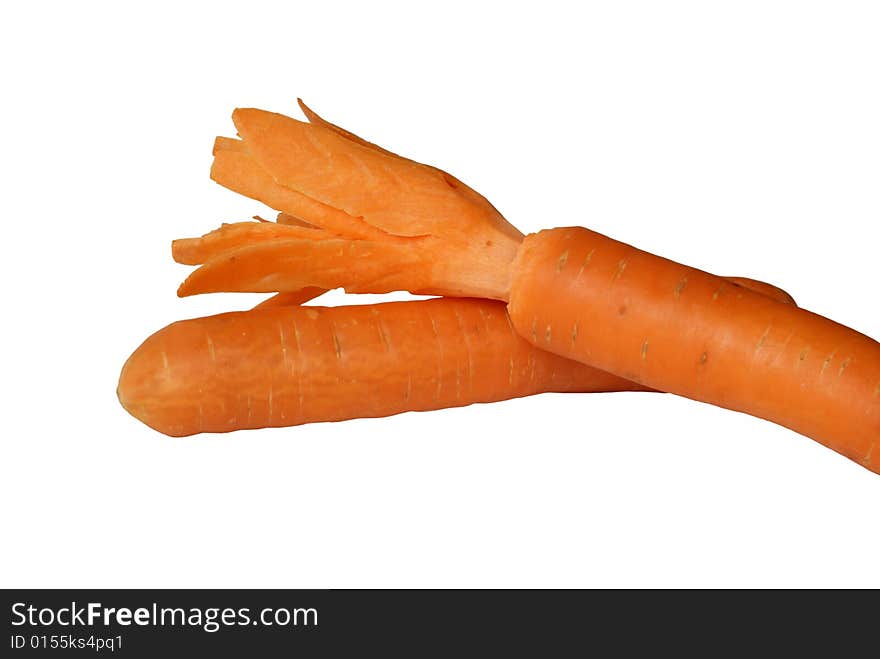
118, 298, 649, 437
508, 227, 880, 471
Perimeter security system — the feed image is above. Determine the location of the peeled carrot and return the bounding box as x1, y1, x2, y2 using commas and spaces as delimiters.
117, 298, 650, 437
176, 102, 878, 473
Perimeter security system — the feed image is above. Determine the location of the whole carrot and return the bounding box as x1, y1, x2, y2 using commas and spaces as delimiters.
174, 102, 878, 473
118, 298, 649, 437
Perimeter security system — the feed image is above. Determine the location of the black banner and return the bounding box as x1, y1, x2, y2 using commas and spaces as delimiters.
1, 589, 869, 656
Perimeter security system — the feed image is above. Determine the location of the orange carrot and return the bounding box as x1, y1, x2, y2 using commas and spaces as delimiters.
508, 227, 879, 471
118, 298, 650, 437
176, 103, 878, 473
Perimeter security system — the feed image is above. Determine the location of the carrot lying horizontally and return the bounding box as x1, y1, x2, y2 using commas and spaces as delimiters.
176, 102, 878, 473
117, 298, 650, 437
121, 272, 796, 437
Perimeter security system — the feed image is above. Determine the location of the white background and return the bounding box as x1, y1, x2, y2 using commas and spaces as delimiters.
2, 1, 878, 588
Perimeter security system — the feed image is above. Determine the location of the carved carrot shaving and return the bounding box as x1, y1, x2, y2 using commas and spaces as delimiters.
172, 220, 334, 265
176, 102, 878, 472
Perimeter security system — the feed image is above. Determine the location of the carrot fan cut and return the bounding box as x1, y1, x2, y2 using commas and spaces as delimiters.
175, 100, 524, 300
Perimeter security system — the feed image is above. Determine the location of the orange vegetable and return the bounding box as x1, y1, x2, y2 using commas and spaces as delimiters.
175, 102, 878, 473
172, 221, 333, 266
117, 298, 650, 437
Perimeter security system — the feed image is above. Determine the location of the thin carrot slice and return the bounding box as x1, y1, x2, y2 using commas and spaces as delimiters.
172, 221, 332, 265
296, 99, 511, 223
254, 289, 327, 308
297, 98, 398, 157
210, 148, 390, 241
177, 238, 432, 297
